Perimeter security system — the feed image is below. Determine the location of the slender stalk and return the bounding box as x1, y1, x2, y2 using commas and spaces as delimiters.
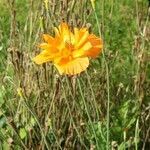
135, 118, 139, 150
22, 99, 50, 150
77, 78, 99, 149
90, 1, 111, 149
123, 131, 126, 150
3, 113, 28, 150
21, 94, 62, 150
62, 78, 89, 150
85, 71, 100, 119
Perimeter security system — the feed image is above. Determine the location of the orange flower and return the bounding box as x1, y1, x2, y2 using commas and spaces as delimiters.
33, 23, 103, 75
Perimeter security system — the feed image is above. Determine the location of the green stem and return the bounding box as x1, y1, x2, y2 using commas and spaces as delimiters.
91, 3, 111, 150
22, 96, 62, 150
85, 71, 100, 119
77, 79, 99, 149
62, 77, 89, 150
135, 118, 139, 150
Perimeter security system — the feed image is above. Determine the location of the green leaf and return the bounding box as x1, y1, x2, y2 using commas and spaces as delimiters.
0, 86, 7, 107
30, 117, 36, 126
19, 128, 27, 139
2, 141, 10, 150
0, 116, 6, 128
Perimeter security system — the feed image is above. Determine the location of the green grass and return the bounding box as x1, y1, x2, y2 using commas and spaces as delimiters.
0, 0, 149, 149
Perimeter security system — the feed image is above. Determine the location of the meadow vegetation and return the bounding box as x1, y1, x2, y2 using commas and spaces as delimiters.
0, 0, 149, 149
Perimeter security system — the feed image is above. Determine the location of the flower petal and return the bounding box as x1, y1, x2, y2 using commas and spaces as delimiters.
59, 23, 70, 41
75, 29, 89, 48
85, 34, 103, 58
73, 42, 92, 58
55, 57, 89, 75
85, 47, 101, 58
54, 27, 60, 36
88, 34, 103, 46
32, 52, 52, 64
38, 43, 51, 49
43, 34, 54, 43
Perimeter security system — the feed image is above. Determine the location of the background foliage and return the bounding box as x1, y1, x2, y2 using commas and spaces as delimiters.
0, 0, 149, 149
